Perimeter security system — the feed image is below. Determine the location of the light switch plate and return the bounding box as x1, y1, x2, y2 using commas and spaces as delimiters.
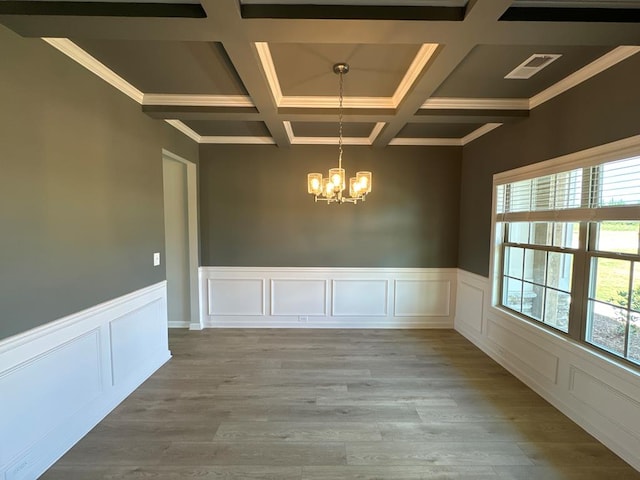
153, 252, 160, 266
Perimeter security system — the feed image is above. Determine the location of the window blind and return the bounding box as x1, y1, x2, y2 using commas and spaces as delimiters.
496, 155, 640, 221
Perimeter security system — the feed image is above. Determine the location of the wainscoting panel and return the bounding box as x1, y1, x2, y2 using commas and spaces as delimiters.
109, 299, 167, 386
200, 267, 457, 328
486, 318, 559, 384
456, 279, 484, 334
568, 365, 640, 443
332, 280, 388, 317
0, 329, 103, 468
271, 279, 327, 316
394, 279, 450, 317
455, 269, 640, 472
0, 282, 170, 480
207, 278, 265, 316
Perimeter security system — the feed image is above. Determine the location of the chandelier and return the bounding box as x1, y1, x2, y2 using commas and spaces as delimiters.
307, 63, 372, 204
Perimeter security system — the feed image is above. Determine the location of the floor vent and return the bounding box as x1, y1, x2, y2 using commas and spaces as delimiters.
505, 53, 562, 79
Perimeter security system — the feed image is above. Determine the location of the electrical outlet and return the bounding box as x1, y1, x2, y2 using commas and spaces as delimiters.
153, 252, 161, 266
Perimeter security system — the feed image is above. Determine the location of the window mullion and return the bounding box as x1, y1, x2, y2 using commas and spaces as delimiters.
569, 221, 589, 341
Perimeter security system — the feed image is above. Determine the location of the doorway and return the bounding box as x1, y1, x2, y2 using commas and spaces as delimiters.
162, 150, 200, 329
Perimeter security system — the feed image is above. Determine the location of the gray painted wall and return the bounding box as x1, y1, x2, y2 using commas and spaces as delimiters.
459, 53, 640, 277
199, 144, 461, 267
0, 26, 198, 340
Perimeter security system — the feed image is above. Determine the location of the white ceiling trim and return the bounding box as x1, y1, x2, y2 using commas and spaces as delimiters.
369, 122, 386, 143
529, 45, 640, 109
164, 119, 201, 142
283, 121, 386, 145
460, 123, 502, 145
255, 41, 283, 105
421, 97, 529, 110
389, 122, 503, 146
165, 120, 275, 144
283, 120, 295, 143
143, 94, 254, 107
257, 42, 437, 110
200, 136, 276, 144
388, 137, 462, 146
392, 43, 439, 106
291, 136, 372, 145
279, 96, 395, 109
42, 38, 144, 104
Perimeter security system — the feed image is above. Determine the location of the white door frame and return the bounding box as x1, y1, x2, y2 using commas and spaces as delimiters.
162, 149, 202, 330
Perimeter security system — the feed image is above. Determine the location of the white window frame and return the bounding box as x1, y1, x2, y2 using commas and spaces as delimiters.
490, 134, 640, 366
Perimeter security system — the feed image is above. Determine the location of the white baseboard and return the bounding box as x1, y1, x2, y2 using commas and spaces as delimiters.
199, 267, 457, 329
168, 320, 189, 328
455, 269, 640, 473
0, 282, 170, 480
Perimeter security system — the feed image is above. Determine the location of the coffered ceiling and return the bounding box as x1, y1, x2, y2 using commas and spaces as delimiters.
1, 0, 639, 147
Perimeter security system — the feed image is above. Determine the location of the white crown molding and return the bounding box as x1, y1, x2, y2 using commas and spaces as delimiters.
392, 43, 439, 106
283, 121, 385, 145
42, 38, 144, 104
529, 45, 640, 109
255, 41, 283, 105
200, 136, 276, 144
388, 123, 502, 147
421, 97, 530, 110
164, 120, 202, 143
461, 123, 503, 145
143, 94, 254, 107
257, 42, 437, 110
290, 136, 372, 145
388, 138, 462, 146
283, 121, 295, 143
279, 96, 396, 109
368, 122, 386, 143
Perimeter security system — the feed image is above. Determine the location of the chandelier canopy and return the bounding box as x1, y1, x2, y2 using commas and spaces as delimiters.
307, 63, 372, 204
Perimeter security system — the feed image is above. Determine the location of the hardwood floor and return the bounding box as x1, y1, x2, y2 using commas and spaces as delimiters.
41, 329, 640, 479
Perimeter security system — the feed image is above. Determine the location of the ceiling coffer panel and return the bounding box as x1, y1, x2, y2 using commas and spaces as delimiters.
239, 1, 468, 20
291, 122, 377, 137
74, 40, 248, 95
433, 44, 613, 99
502, 0, 640, 22
269, 43, 421, 97
397, 123, 483, 138
0, 1, 206, 17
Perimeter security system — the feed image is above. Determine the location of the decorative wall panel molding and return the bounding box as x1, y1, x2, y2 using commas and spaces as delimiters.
455, 279, 484, 334
207, 278, 265, 316
0, 282, 170, 480
332, 279, 388, 317
455, 269, 640, 472
270, 279, 327, 316
199, 267, 457, 328
394, 279, 450, 317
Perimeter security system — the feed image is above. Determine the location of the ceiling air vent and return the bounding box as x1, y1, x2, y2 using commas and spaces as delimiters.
505, 53, 562, 79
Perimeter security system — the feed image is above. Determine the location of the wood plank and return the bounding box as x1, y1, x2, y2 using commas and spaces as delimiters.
161, 441, 346, 466
346, 441, 533, 466
302, 465, 500, 479
214, 421, 382, 442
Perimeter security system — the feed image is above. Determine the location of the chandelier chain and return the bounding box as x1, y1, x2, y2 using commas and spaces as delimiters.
338, 67, 343, 169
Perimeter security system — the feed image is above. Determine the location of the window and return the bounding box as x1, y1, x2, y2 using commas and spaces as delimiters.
494, 151, 640, 366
